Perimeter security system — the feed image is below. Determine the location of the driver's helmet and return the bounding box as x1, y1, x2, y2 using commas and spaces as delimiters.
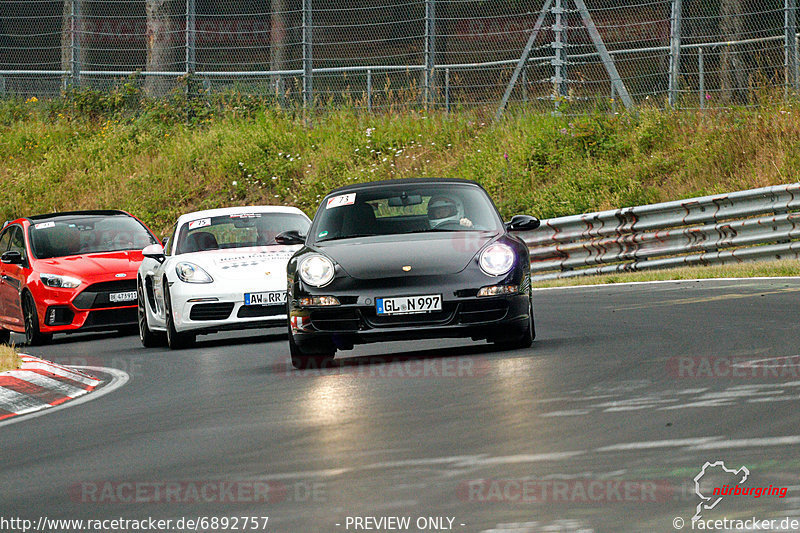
427, 195, 464, 227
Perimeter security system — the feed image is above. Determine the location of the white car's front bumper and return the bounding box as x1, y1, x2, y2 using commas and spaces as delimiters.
170, 280, 287, 333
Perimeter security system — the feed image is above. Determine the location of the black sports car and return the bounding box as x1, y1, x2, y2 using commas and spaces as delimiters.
283, 178, 540, 369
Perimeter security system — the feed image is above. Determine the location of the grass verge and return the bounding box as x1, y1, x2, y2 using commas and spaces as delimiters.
0, 344, 21, 373
532, 259, 800, 288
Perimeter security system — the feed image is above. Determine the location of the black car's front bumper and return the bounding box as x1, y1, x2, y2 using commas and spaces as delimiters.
290, 292, 531, 349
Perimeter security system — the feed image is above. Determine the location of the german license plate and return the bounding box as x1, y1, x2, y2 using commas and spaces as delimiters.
109, 291, 137, 303
245, 291, 286, 305
376, 294, 442, 315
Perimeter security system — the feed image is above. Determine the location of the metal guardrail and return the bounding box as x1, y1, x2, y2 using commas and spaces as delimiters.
522, 183, 800, 281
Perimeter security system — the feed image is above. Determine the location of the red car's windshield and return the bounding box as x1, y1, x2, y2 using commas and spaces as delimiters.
29, 215, 156, 259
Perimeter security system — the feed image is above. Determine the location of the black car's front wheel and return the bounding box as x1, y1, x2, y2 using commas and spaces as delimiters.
288, 323, 335, 370
22, 292, 52, 346
491, 298, 534, 350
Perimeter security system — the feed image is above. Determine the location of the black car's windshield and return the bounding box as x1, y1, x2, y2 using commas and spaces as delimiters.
312, 184, 503, 243
29, 214, 156, 259
175, 212, 310, 254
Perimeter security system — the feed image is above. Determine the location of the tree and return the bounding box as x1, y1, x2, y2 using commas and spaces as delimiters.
719, 0, 747, 103
145, 0, 178, 96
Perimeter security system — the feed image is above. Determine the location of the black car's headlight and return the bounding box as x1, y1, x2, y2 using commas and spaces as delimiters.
479, 243, 515, 276
299, 255, 335, 287
40, 273, 82, 289
176, 262, 213, 283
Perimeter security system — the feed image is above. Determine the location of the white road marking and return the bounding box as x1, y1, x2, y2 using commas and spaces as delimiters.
689, 436, 800, 450
0, 387, 49, 414
596, 438, 723, 452
2, 370, 87, 398
17, 361, 100, 386
0, 366, 128, 428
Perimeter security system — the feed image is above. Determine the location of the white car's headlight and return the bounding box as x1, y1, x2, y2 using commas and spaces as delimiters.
299, 255, 335, 287
176, 262, 213, 283
40, 273, 82, 289
479, 243, 515, 276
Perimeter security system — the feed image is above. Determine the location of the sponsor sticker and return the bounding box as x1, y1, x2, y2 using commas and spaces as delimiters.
229, 213, 261, 219
34, 222, 55, 230
326, 194, 356, 209
188, 218, 211, 230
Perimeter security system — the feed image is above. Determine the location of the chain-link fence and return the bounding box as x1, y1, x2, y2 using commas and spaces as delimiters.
0, 1, 797, 112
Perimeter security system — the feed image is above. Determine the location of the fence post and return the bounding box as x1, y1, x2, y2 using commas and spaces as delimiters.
786, 0, 798, 93
303, 0, 313, 115
445, 68, 450, 113
71, 0, 82, 85
668, 0, 682, 107
186, 0, 196, 79
698, 47, 705, 108
367, 69, 372, 111
552, 0, 566, 112
424, 0, 436, 108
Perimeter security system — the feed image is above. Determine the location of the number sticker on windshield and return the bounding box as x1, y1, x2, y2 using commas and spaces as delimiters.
34, 222, 55, 230
326, 194, 356, 209
188, 218, 211, 230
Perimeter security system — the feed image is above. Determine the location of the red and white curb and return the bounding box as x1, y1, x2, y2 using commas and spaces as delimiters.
0, 354, 101, 421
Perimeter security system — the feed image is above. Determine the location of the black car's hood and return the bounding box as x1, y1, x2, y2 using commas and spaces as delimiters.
316, 232, 497, 279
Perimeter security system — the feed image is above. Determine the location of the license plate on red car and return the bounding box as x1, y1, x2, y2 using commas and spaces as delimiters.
109, 291, 137, 303
376, 295, 442, 315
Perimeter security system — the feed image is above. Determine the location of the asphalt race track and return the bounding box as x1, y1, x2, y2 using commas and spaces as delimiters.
2, 278, 800, 533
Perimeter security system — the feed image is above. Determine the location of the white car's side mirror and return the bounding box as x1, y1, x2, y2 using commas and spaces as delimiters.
142, 243, 166, 263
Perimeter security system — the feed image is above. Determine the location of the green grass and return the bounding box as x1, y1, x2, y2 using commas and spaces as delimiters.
532, 259, 800, 288
0, 344, 21, 373
1, 87, 799, 283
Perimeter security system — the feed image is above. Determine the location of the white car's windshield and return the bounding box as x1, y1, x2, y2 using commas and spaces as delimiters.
175, 212, 310, 254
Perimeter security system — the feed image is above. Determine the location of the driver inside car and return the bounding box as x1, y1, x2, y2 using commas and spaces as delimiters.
427, 195, 473, 228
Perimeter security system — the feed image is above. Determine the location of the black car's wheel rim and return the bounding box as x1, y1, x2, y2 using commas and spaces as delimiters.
23, 296, 35, 343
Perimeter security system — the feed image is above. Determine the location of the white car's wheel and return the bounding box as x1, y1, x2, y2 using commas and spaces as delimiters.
164, 281, 195, 350
138, 280, 165, 348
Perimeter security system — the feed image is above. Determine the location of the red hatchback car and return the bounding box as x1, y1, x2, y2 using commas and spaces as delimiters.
0, 210, 158, 345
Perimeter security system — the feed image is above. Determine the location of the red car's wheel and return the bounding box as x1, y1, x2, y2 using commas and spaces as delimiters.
22, 292, 52, 346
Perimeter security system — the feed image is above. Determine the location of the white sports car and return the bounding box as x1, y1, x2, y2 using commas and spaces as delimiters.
137, 206, 311, 349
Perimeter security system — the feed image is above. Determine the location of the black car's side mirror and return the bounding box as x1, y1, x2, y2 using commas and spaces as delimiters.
1, 251, 24, 265
275, 230, 306, 245
506, 215, 541, 232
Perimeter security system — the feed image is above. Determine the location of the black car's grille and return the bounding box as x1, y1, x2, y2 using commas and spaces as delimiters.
237, 304, 284, 318
362, 303, 457, 328
73, 280, 138, 310
310, 309, 360, 332
189, 303, 235, 321
83, 308, 136, 328
459, 300, 509, 324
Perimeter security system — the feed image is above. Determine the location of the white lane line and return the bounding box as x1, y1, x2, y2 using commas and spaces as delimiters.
0, 366, 129, 428
457, 452, 585, 466
2, 370, 87, 398
596, 437, 724, 452
533, 277, 800, 291
541, 409, 593, 417
689, 436, 800, 450
0, 387, 49, 414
